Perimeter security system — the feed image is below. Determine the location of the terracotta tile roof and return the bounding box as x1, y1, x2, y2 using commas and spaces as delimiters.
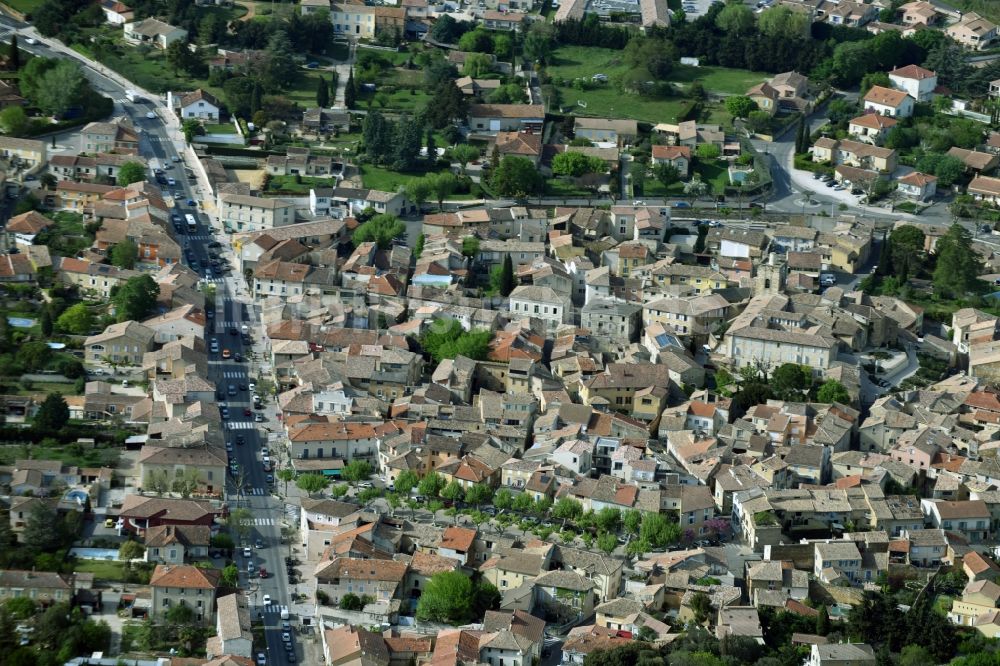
864, 85, 910, 107
149, 563, 220, 589
440, 526, 476, 553
898, 171, 937, 187
849, 114, 897, 130
890, 64, 935, 80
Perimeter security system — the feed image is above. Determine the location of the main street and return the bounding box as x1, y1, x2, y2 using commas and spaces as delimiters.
0, 19, 299, 665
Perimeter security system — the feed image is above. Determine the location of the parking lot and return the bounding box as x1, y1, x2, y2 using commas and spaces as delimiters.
681, 0, 721, 17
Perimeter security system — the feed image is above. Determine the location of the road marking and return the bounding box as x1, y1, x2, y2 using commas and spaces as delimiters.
252, 518, 275, 526
226, 421, 256, 430
222, 370, 246, 378
249, 487, 267, 496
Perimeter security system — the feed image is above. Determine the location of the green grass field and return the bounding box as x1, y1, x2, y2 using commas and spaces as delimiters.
1, 0, 45, 15
204, 123, 237, 134
695, 159, 731, 195
557, 85, 692, 123
266, 174, 335, 193
548, 46, 768, 97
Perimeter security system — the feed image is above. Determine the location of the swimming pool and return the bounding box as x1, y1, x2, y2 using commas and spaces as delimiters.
6, 316, 34, 328
68, 548, 120, 561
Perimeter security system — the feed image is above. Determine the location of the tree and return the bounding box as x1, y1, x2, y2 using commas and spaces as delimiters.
345, 67, 356, 109
888, 224, 925, 281
757, 6, 808, 39
552, 151, 605, 177
56, 303, 93, 335
33, 59, 86, 116
109, 240, 138, 269
640, 512, 679, 548
406, 179, 431, 213
747, 110, 771, 134
118, 539, 144, 562
596, 507, 622, 533
623, 509, 642, 535
340, 592, 364, 610
353, 213, 406, 250
441, 480, 464, 503
494, 488, 513, 511
180, 119, 201, 144
716, 3, 755, 35
458, 28, 493, 53
465, 483, 493, 508
165, 604, 195, 625
362, 110, 393, 164
817, 380, 851, 404
5, 597, 35, 620
116, 161, 146, 187
342, 460, 372, 484
451, 144, 480, 174
9, 35, 19, 72
34, 393, 69, 431
860, 71, 891, 95
416, 571, 473, 623
523, 21, 555, 64
934, 223, 983, 298
39, 307, 53, 337
498, 254, 515, 297
690, 591, 713, 624
725, 95, 758, 120
420, 319, 492, 362
171, 468, 201, 498
263, 30, 297, 91
22, 502, 61, 554
597, 532, 617, 554
223, 77, 256, 117
461, 236, 480, 258
933, 154, 965, 188
393, 115, 423, 171
418, 471, 446, 498
696, 144, 721, 161
463, 52, 493, 77
816, 605, 830, 636
111, 274, 159, 322
553, 497, 583, 522
0, 106, 28, 136
222, 563, 239, 588
296, 473, 329, 496
426, 129, 437, 163
653, 162, 680, 188
898, 645, 934, 666
427, 172, 457, 210
316, 75, 329, 108
395, 470, 420, 496
491, 156, 542, 197
771, 363, 812, 400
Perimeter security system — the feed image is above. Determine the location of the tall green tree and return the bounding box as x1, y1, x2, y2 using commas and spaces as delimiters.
109, 240, 138, 269
341, 460, 372, 484
344, 67, 356, 109
491, 156, 542, 197
39, 307, 53, 337
817, 380, 851, 404
0, 106, 28, 136
416, 571, 473, 623
353, 214, 406, 249
725, 95, 758, 120
56, 303, 93, 335
316, 75, 329, 108
116, 161, 146, 186
296, 473, 329, 496
427, 172, 457, 210
499, 254, 515, 296
111, 275, 159, 322
771, 363, 812, 400
362, 110, 393, 164
34, 393, 69, 430
9, 34, 19, 72
393, 115, 423, 171
406, 179, 431, 212
933, 223, 983, 298
263, 30, 297, 91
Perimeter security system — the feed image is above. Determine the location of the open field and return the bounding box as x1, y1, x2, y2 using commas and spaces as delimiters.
0, 0, 44, 14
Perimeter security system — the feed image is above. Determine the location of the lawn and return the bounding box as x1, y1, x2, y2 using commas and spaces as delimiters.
204, 123, 236, 135
70, 560, 127, 581
557, 85, 692, 124
545, 177, 597, 198
1, 0, 45, 15
670, 64, 769, 96
360, 164, 449, 191
266, 174, 336, 194
0, 442, 120, 467
548, 45, 768, 97
695, 159, 731, 195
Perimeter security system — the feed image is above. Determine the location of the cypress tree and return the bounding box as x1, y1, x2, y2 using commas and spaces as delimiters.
10, 35, 19, 71
876, 231, 891, 276
425, 128, 436, 162
345, 68, 356, 109
250, 83, 262, 115
316, 75, 329, 108
499, 254, 515, 297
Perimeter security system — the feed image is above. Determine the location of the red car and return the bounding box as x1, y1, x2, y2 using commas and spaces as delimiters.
244, 408, 252, 417
259, 567, 268, 579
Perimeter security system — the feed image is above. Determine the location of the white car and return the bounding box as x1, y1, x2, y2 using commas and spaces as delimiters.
256, 653, 267, 666
24, 37, 36, 45
262, 594, 272, 605
146, 111, 156, 120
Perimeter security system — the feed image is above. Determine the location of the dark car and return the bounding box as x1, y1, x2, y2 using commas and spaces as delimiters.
234, 352, 243, 362
244, 408, 252, 417
208, 241, 221, 248
229, 327, 238, 336
200, 259, 209, 267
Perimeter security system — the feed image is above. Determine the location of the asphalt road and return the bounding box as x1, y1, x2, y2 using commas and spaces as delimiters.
2, 22, 298, 665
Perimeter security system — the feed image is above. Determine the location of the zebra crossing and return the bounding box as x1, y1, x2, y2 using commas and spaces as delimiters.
202, 277, 227, 284
221, 369, 247, 379
247, 487, 268, 496
248, 517, 275, 526
226, 421, 257, 430
262, 604, 284, 614
188, 234, 214, 242
218, 321, 244, 330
